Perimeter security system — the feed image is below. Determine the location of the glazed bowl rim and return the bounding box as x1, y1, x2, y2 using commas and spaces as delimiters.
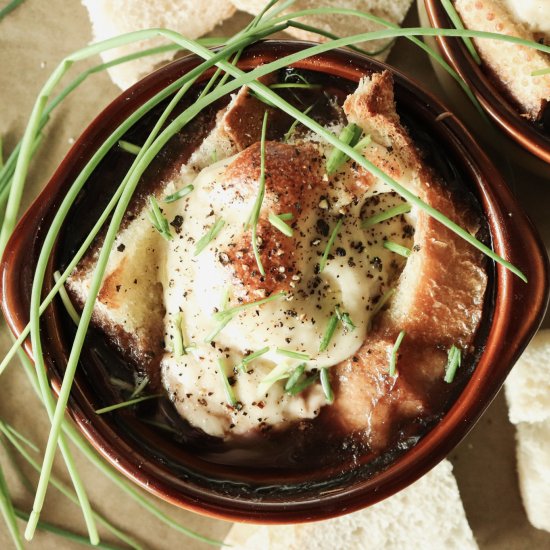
1, 39, 548, 523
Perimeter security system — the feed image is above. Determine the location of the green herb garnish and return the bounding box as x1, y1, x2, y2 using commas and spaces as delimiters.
95, 394, 160, 415
217, 359, 237, 407
319, 313, 338, 352
326, 123, 362, 175
383, 240, 412, 258
287, 372, 319, 396
441, 0, 481, 65
362, 202, 411, 229
283, 104, 314, 142
194, 217, 225, 255
353, 133, 372, 153
53, 271, 80, 325
148, 196, 173, 241
276, 348, 310, 360
531, 67, 550, 76
268, 211, 293, 237
444, 345, 462, 383
335, 306, 356, 332
270, 82, 322, 90
284, 363, 306, 392
319, 216, 344, 272
164, 183, 194, 203
0, 0, 26, 22
214, 291, 286, 323
389, 330, 406, 377
172, 313, 186, 356
239, 346, 270, 373
320, 367, 334, 404
118, 140, 141, 155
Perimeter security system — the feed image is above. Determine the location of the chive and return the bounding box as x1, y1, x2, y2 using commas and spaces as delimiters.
4, 423, 39, 453
284, 104, 314, 142
319, 313, 338, 352
0, 462, 23, 550
14, 509, 124, 550
531, 67, 550, 76
194, 217, 225, 255
370, 288, 395, 321
211, 149, 218, 163
54, 271, 80, 324
204, 316, 232, 344
148, 196, 173, 241
319, 216, 344, 272
0, 0, 26, 22
383, 240, 412, 258
0, 435, 34, 494
440, 0, 481, 65
95, 394, 160, 415
172, 313, 186, 356
217, 359, 237, 407
278, 212, 293, 221
239, 346, 270, 373
362, 202, 411, 229
270, 82, 322, 90
259, 363, 291, 393
214, 291, 286, 322
130, 375, 149, 399
276, 348, 310, 360
287, 372, 319, 396
444, 345, 462, 383
0, 137, 3, 169
389, 330, 406, 377
353, 134, 372, 153
335, 306, 356, 332
268, 211, 293, 237
246, 110, 269, 275
118, 140, 141, 155
325, 123, 362, 175
164, 184, 194, 203
320, 367, 334, 404
220, 286, 231, 311
284, 363, 306, 392
109, 377, 134, 392
249, 89, 277, 107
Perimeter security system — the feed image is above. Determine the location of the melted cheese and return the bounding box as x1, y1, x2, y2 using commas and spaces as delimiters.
160, 137, 414, 438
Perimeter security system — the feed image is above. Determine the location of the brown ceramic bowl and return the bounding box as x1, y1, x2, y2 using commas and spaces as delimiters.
1, 41, 548, 523
423, 0, 550, 165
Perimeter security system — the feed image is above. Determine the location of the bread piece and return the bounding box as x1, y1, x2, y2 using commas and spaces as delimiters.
504, 329, 550, 424
455, 0, 550, 120
223, 459, 478, 550
231, 0, 414, 61
326, 72, 487, 448
81, 0, 236, 89
515, 421, 550, 533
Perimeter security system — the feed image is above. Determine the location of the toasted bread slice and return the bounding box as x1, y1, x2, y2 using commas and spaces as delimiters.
455, 0, 550, 121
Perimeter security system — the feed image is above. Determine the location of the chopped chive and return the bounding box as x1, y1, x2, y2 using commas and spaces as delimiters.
270, 83, 322, 90
335, 306, 356, 332
240, 346, 270, 372
172, 313, 184, 356
148, 196, 173, 241
319, 216, 344, 272
211, 149, 218, 163
383, 240, 412, 257
444, 345, 462, 383
319, 313, 338, 352
217, 359, 237, 407
53, 271, 80, 325
284, 363, 306, 392
194, 217, 225, 255
247, 110, 269, 275
95, 394, 160, 415
278, 212, 293, 221
353, 134, 372, 153
441, 0, 481, 65
0, 0, 27, 22
389, 330, 406, 377
531, 67, 550, 76
204, 316, 232, 344
118, 140, 141, 155
287, 372, 320, 396
164, 184, 194, 203
214, 291, 286, 322
130, 375, 149, 399
109, 377, 134, 392
268, 211, 293, 237
370, 288, 395, 320
259, 363, 291, 393
284, 71, 311, 85
284, 104, 314, 142
320, 367, 334, 404
362, 202, 411, 229
326, 123, 362, 175
276, 348, 310, 360
220, 286, 231, 311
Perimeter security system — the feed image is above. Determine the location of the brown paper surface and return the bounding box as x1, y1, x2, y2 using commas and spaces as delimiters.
0, 2, 548, 549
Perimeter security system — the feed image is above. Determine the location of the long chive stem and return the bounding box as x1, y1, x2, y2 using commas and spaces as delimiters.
319, 217, 344, 272
0, 461, 23, 550
383, 241, 412, 258
389, 330, 406, 377
214, 292, 286, 322
441, 0, 481, 64
0, 0, 26, 22
53, 271, 80, 324
95, 394, 160, 415
284, 104, 314, 142
0, 435, 34, 494
14, 509, 124, 550
362, 203, 411, 228
276, 348, 310, 360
